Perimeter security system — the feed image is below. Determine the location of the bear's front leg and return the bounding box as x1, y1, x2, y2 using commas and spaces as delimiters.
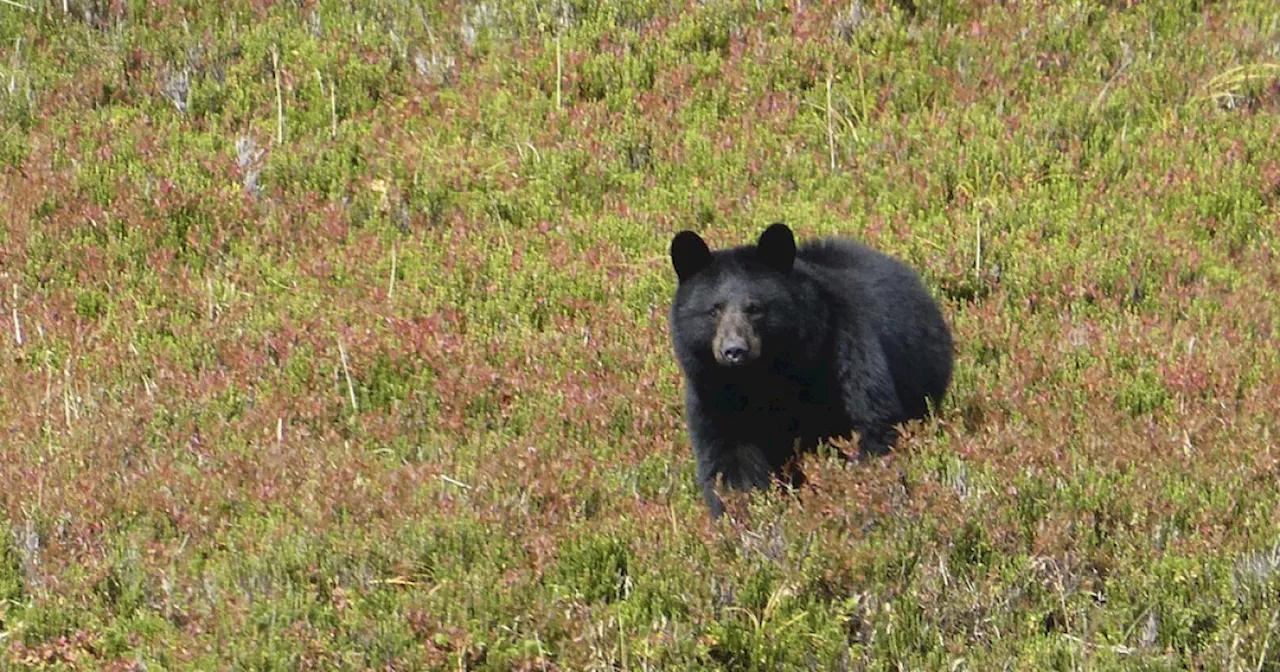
684, 390, 779, 517
693, 439, 775, 518
695, 461, 728, 518
852, 422, 899, 459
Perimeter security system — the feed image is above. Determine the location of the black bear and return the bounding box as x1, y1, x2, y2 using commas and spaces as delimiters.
668, 222, 953, 517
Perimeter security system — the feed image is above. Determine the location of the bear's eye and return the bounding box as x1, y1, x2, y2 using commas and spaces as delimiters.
708, 304, 723, 318
745, 303, 764, 316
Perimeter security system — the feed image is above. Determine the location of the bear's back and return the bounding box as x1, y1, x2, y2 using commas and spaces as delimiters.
796, 236, 952, 413
796, 237, 892, 270
795, 237, 920, 294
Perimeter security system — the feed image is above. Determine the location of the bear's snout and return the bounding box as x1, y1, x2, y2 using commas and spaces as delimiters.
712, 307, 761, 366
719, 338, 748, 364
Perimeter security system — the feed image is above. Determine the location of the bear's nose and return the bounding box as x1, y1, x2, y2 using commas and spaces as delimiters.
720, 343, 748, 364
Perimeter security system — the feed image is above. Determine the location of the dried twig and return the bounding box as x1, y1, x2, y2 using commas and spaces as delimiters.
337, 336, 357, 412
272, 45, 284, 144
826, 62, 836, 172
388, 243, 397, 302
11, 284, 21, 346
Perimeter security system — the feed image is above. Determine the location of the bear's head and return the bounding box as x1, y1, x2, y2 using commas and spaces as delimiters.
668, 223, 802, 370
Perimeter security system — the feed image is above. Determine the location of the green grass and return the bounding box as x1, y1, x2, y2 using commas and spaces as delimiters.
3, 0, 1280, 668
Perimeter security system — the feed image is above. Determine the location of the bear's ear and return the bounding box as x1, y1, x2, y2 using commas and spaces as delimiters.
756, 222, 796, 273
670, 231, 713, 282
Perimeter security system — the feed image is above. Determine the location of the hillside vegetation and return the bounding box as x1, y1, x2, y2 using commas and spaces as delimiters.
2, 0, 1280, 668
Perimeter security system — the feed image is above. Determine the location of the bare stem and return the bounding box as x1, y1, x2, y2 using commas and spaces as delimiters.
272, 46, 284, 144
826, 63, 836, 172
337, 336, 358, 412
388, 243, 397, 302
11, 284, 22, 346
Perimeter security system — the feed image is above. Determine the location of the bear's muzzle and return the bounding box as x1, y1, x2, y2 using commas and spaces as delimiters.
712, 307, 761, 366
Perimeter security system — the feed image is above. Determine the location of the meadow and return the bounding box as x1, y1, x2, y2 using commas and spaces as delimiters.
2, 0, 1280, 668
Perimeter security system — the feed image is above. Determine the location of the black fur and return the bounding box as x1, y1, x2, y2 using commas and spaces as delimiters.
668, 222, 953, 517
